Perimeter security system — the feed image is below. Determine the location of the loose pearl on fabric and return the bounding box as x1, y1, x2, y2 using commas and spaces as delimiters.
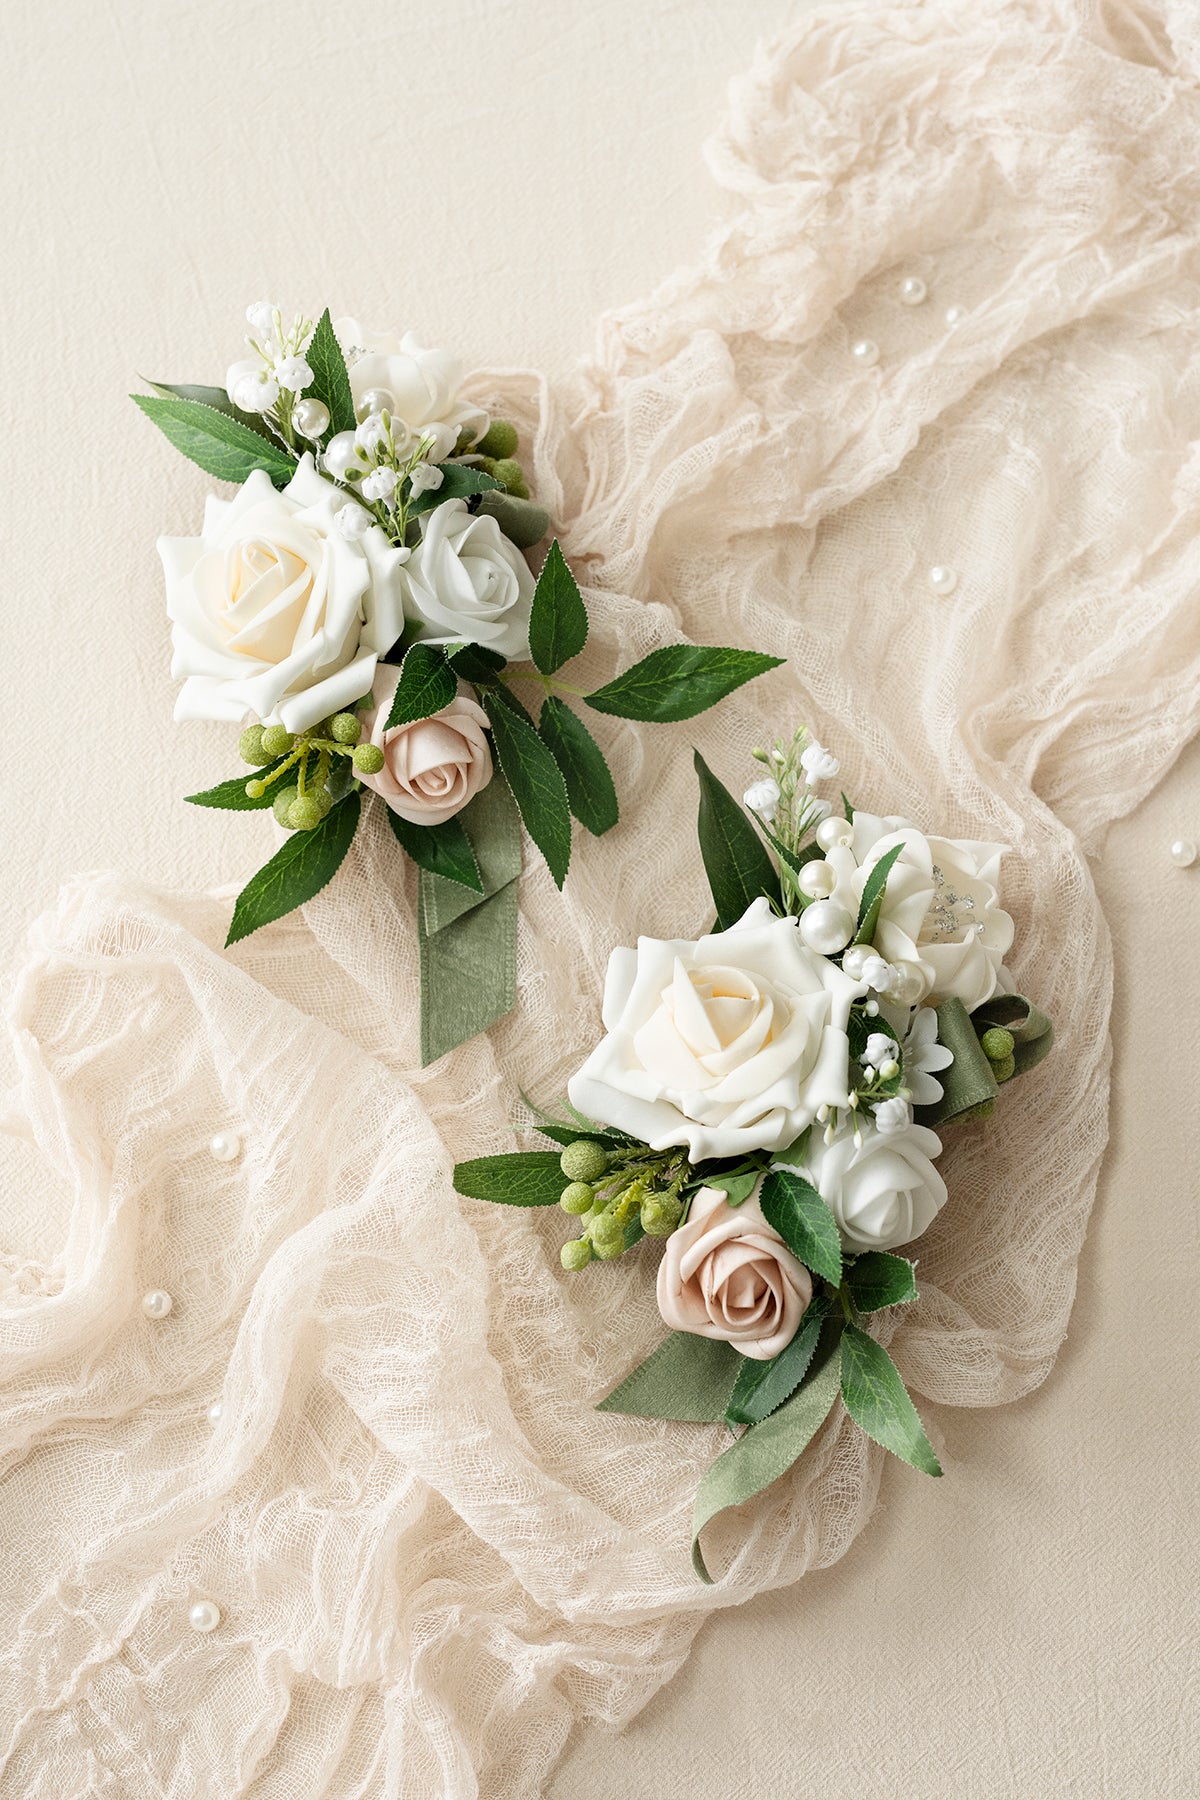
797, 860, 836, 900
188, 1600, 221, 1633
798, 901, 855, 955
1170, 838, 1197, 867
944, 304, 968, 327
206, 1400, 224, 1426
851, 338, 880, 367
898, 275, 927, 305
292, 397, 330, 440
358, 386, 395, 417
816, 816, 853, 852
209, 1131, 241, 1163
928, 565, 959, 596
141, 1289, 173, 1320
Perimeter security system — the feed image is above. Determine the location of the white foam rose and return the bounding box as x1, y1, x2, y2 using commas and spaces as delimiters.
399, 499, 534, 659
798, 1120, 947, 1251
158, 456, 408, 734
333, 317, 488, 460
567, 898, 866, 1162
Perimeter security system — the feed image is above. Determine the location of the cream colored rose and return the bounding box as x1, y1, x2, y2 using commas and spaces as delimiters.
797, 1120, 947, 1251
657, 1183, 813, 1361
399, 499, 534, 659
567, 899, 866, 1162
333, 318, 488, 460
359, 665, 493, 826
159, 456, 407, 734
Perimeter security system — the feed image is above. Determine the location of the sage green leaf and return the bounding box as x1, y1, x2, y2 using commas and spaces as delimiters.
854, 841, 905, 942
477, 490, 551, 548
185, 762, 286, 811
539, 697, 618, 836
143, 379, 278, 443
692, 1324, 842, 1583
700, 1168, 759, 1206
585, 646, 783, 723
387, 808, 482, 894
132, 393, 297, 488
694, 751, 781, 930
385, 642, 457, 729
840, 1324, 941, 1475
758, 1169, 842, 1285
226, 791, 360, 945
304, 308, 355, 434
453, 1151, 565, 1206
597, 1332, 743, 1422
409, 462, 502, 517
724, 1294, 831, 1427
914, 997, 999, 1128
482, 693, 572, 888
845, 1253, 918, 1313
773, 1126, 812, 1165
528, 539, 588, 675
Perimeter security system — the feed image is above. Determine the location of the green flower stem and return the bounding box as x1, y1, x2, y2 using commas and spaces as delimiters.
503, 669, 589, 700
255, 747, 306, 792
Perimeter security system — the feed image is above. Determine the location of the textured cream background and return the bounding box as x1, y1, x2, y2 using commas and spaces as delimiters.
0, 3, 1196, 1796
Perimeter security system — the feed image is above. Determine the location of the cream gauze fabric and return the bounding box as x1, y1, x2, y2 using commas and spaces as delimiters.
4, 3, 1200, 1794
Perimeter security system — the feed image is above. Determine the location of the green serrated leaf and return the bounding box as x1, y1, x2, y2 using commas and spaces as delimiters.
528, 539, 588, 675
387, 807, 483, 894
724, 1294, 831, 1426
840, 1324, 941, 1476
446, 642, 508, 684
143, 380, 278, 443
384, 642, 457, 729
597, 1332, 743, 1422
453, 1150, 566, 1206
855, 841, 905, 942
585, 646, 783, 723
758, 1169, 842, 1285
408, 462, 503, 517
184, 760, 287, 811
133, 393, 297, 489
538, 697, 618, 836
845, 1253, 918, 1313
225, 791, 360, 945
694, 751, 781, 930
304, 308, 355, 434
482, 694, 572, 888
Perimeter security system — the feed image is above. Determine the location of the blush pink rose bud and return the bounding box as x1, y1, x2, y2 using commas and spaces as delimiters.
360, 664, 493, 826
656, 1183, 813, 1362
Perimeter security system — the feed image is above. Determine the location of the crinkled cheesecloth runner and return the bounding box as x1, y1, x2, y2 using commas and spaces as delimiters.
4, 4, 1200, 1794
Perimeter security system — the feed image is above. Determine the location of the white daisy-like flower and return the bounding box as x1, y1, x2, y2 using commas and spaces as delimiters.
901, 1007, 954, 1105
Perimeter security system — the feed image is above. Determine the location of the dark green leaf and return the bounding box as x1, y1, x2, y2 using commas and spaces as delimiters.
694, 751, 781, 930
758, 1169, 842, 1286
387, 807, 482, 894
447, 642, 508, 684
408, 462, 503, 517
840, 1324, 941, 1476
485, 682, 538, 728
845, 1253, 918, 1313
528, 539, 588, 675
132, 393, 298, 488
384, 642, 457, 729
841, 793, 856, 823
585, 646, 783, 723
143, 379, 278, 443
452, 1150, 566, 1206
724, 1294, 831, 1426
597, 1332, 743, 1422
477, 490, 551, 548
185, 761, 287, 811
304, 308, 355, 434
226, 791, 360, 945
482, 694, 572, 888
538, 697, 618, 836
855, 842, 905, 942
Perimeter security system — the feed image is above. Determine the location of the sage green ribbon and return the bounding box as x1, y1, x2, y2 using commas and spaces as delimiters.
597, 1332, 743, 1423
916, 992, 1054, 1128
418, 780, 523, 1066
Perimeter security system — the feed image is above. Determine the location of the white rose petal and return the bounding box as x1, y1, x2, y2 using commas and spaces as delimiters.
333, 318, 488, 463
399, 498, 534, 660
799, 1119, 947, 1251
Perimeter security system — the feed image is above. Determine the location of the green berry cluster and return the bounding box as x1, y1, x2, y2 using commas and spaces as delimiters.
239, 711, 384, 831
979, 1026, 1016, 1084
471, 420, 530, 499
556, 1138, 686, 1272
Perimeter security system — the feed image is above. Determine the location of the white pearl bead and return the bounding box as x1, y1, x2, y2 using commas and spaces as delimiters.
358, 386, 395, 418
816, 816, 853, 852
141, 1289, 173, 1320
798, 901, 855, 956
206, 1399, 224, 1426
797, 860, 836, 900
209, 1131, 241, 1164
292, 397, 330, 440
188, 1599, 221, 1634
928, 565, 959, 596
1170, 838, 1197, 868
898, 276, 927, 306
944, 304, 968, 327
322, 431, 359, 479
841, 945, 867, 979
850, 338, 880, 367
